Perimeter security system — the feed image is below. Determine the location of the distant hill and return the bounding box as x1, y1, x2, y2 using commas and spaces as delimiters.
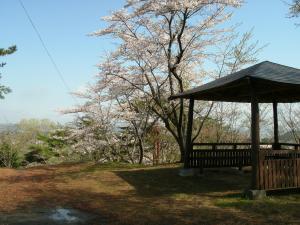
0, 123, 18, 133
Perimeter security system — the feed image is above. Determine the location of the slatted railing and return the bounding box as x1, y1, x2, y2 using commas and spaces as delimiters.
189, 142, 300, 169
189, 149, 251, 168
189, 143, 253, 169
189, 143, 300, 190
259, 150, 300, 190
193, 142, 252, 150
192, 142, 300, 150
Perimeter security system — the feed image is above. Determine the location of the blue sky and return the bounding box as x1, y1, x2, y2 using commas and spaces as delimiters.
0, 0, 299, 124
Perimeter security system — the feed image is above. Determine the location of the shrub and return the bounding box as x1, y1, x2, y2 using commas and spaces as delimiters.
24, 144, 57, 164
0, 141, 21, 168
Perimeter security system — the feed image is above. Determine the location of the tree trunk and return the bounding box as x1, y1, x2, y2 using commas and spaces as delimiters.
178, 141, 185, 163
137, 137, 144, 164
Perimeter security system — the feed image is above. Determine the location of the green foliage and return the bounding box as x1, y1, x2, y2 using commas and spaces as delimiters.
37, 129, 68, 150
0, 45, 16, 99
0, 85, 11, 99
290, 0, 300, 18
15, 118, 60, 153
24, 128, 70, 164
0, 141, 21, 168
24, 144, 56, 163
0, 45, 16, 57
0, 119, 74, 167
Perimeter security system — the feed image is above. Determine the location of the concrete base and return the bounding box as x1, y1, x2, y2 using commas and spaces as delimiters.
178, 168, 203, 177
241, 166, 252, 173
244, 189, 267, 200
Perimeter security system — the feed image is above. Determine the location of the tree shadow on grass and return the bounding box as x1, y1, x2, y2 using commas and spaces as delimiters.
0, 182, 265, 225
114, 166, 300, 223
115, 167, 252, 197
1, 164, 297, 225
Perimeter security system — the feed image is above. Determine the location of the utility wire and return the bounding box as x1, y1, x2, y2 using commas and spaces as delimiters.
18, 0, 79, 104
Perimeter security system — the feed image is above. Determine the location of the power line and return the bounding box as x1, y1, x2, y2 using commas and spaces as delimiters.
18, 0, 78, 104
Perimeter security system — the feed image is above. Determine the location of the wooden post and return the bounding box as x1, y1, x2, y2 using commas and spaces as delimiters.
273, 102, 280, 150
184, 98, 195, 168
251, 99, 260, 189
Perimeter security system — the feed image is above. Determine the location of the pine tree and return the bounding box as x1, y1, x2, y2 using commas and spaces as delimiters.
0, 45, 16, 98
290, 0, 300, 17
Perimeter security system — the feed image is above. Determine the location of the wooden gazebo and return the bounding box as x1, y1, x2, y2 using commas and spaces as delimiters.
170, 61, 300, 191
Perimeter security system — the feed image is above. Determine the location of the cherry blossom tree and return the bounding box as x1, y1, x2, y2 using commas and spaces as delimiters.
61, 87, 123, 161
115, 93, 159, 164
88, 0, 268, 162
63, 74, 158, 163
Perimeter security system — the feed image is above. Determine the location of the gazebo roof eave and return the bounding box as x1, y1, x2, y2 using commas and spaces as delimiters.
169, 62, 300, 103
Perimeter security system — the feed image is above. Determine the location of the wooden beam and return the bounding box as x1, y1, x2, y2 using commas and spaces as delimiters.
273, 102, 280, 150
184, 98, 195, 168
251, 99, 260, 189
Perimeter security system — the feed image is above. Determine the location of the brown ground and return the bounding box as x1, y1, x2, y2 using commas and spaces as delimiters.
0, 163, 299, 225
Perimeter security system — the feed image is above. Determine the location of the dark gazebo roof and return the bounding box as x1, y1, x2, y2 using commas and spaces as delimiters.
170, 61, 300, 103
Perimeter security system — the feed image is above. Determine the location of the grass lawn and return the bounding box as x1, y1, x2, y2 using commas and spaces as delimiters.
0, 163, 299, 225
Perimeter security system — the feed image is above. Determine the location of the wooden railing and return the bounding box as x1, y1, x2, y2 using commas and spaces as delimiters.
189, 143, 300, 190
192, 142, 300, 150
259, 150, 300, 190
189, 149, 251, 168
189, 143, 253, 168
193, 142, 251, 150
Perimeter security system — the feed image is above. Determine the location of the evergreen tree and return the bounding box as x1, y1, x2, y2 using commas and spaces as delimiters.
0, 45, 16, 98
290, 0, 300, 18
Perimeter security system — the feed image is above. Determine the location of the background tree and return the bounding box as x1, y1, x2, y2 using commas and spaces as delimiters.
280, 0, 300, 142
17, 118, 58, 146
279, 104, 300, 143
0, 133, 20, 168
0, 118, 66, 167
0, 45, 16, 98
200, 30, 263, 143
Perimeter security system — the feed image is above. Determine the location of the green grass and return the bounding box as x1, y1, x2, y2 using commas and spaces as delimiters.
215, 194, 300, 223
80, 161, 149, 172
